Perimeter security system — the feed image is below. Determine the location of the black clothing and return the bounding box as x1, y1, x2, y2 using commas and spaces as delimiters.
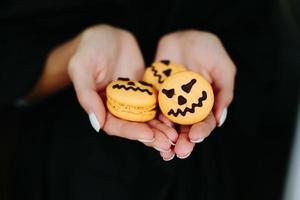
0, 0, 299, 200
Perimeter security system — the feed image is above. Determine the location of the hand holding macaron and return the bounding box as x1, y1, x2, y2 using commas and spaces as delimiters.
155, 30, 236, 160
69, 26, 236, 161
68, 25, 176, 153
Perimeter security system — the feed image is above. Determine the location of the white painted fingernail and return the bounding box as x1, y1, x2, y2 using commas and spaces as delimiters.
168, 139, 176, 146
190, 138, 204, 143
218, 108, 228, 127
138, 138, 155, 143
177, 152, 191, 159
89, 113, 101, 132
154, 147, 171, 153
163, 153, 175, 161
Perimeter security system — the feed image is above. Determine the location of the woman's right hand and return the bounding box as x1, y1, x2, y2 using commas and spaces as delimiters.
68, 25, 177, 155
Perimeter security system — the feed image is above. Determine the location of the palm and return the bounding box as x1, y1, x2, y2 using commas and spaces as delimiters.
155, 30, 235, 159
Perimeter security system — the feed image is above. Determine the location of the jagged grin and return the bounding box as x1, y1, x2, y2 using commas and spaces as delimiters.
151, 67, 164, 83
112, 84, 153, 95
168, 91, 207, 117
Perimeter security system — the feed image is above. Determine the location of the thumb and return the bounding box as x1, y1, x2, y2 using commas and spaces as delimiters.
69, 64, 106, 132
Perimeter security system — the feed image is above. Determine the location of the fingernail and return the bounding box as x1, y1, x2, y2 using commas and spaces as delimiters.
88, 113, 101, 132
163, 153, 175, 161
177, 152, 191, 159
190, 137, 204, 143
218, 108, 228, 127
168, 139, 176, 146
138, 138, 155, 143
154, 147, 171, 153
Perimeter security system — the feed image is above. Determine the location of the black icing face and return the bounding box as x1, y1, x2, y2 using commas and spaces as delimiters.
144, 60, 186, 90
151, 60, 174, 84
159, 71, 214, 125
112, 77, 153, 95
161, 79, 207, 117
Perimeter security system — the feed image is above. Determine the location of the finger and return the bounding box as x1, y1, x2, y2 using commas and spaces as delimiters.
183, 34, 235, 127
174, 126, 195, 159
211, 68, 235, 127
189, 113, 216, 143
112, 31, 145, 81
158, 113, 175, 128
160, 150, 176, 161
155, 36, 183, 64
69, 63, 106, 132
152, 128, 172, 152
140, 128, 172, 153
148, 119, 178, 145
194, 50, 235, 127
103, 113, 155, 142
209, 46, 236, 127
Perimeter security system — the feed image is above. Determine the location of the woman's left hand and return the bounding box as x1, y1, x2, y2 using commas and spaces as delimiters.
155, 30, 236, 159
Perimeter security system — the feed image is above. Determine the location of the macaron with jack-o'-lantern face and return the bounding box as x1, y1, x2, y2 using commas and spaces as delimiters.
143, 60, 186, 90
158, 71, 214, 125
106, 77, 157, 122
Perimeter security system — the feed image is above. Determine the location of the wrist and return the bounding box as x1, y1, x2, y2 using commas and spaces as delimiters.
26, 35, 81, 100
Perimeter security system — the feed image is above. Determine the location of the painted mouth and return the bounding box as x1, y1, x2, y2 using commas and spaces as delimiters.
168, 91, 207, 117
151, 67, 164, 84
112, 84, 153, 95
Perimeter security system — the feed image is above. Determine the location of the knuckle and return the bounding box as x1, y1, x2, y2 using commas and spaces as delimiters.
158, 33, 178, 46
119, 29, 137, 43
84, 24, 112, 35
202, 31, 221, 44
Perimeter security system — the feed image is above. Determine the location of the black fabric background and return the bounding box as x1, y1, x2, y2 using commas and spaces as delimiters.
0, 0, 299, 199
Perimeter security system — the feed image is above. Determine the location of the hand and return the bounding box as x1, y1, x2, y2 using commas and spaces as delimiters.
68, 25, 176, 153
155, 30, 236, 159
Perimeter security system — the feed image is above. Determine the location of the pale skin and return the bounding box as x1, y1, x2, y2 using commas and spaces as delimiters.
153, 31, 236, 159
26, 24, 236, 160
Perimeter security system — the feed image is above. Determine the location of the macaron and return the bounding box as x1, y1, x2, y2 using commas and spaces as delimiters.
106, 77, 157, 122
158, 71, 214, 125
143, 60, 186, 90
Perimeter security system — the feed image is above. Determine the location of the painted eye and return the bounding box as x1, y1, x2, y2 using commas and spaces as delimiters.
162, 88, 175, 98
127, 81, 135, 86
163, 69, 172, 77
181, 79, 197, 93
118, 77, 130, 81
139, 81, 153, 87
161, 60, 170, 65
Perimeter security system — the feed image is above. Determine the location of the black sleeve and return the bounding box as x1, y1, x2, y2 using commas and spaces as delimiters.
0, 0, 130, 109
0, 23, 57, 109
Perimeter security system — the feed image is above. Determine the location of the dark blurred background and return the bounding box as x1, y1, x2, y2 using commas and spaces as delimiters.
0, 0, 299, 199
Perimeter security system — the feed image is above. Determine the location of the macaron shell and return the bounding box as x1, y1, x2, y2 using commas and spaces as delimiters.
143, 60, 186, 90
107, 100, 156, 122
106, 79, 157, 122
106, 80, 157, 107
158, 71, 214, 125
